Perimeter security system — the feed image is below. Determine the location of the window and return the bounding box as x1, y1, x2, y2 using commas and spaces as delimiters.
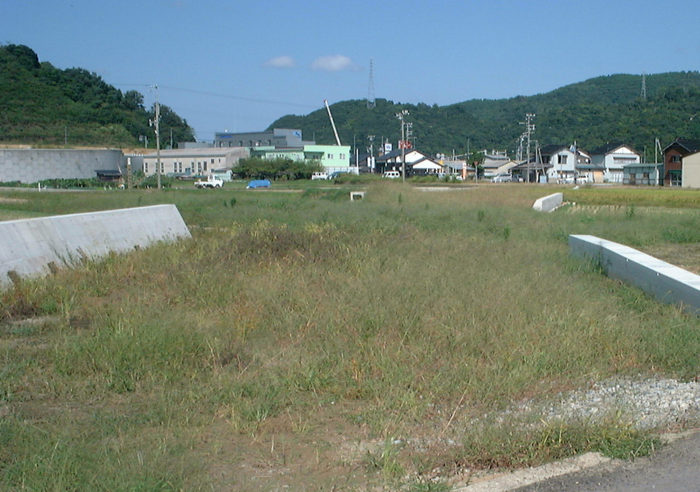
642, 172, 649, 179
144, 163, 148, 173
328, 154, 334, 160
558, 154, 568, 164
204, 162, 207, 171
671, 155, 681, 163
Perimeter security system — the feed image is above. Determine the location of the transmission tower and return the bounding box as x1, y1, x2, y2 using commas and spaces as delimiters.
367, 59, 376, 109
640, 72, 647, 100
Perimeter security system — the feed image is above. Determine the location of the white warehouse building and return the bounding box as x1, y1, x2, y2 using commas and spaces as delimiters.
142, 147, 249, 178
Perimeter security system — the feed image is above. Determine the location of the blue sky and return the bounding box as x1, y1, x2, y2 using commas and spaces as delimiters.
2, 0, 699, 142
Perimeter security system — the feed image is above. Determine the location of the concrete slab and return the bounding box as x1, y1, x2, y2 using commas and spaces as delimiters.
569, 234, 700, 315
533, 193, 563, 212
1, 204, 190, 288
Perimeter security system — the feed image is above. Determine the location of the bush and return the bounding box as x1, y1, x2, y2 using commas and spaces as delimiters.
137, 174, 174, 189
234, 157, 322, 180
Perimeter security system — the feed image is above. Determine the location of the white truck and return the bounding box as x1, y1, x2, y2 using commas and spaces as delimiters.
194, 175, 224, 189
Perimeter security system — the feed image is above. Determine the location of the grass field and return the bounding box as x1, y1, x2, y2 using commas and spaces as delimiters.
1, 182, 698, 490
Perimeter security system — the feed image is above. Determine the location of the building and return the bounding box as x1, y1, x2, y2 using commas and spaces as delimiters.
374, 149, 441, 176
682, 151, 700, 188
623, 163, 663, 186
662, 138, 700, 186
142, 147, 249, 178
0, 148, 124, 184
249, 144, 352, 174
214, 128, 313, 148
481, 151, 518, 178
590, 143, 641, 183
542, 144, 592, 183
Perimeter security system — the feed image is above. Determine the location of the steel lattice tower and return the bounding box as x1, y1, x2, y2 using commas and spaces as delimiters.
367, 59, 376, 109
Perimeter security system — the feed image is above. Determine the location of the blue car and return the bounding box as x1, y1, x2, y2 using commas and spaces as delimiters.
246, 179, 271, 189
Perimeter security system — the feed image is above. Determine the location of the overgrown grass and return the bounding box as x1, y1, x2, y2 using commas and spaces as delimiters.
458, 417, 659, 469
0, 183, 698, 489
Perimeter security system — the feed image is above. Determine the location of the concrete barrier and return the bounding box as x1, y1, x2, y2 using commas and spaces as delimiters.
569, 234, 700, 315
1, 205, 190, 288
533, 192, 563, 212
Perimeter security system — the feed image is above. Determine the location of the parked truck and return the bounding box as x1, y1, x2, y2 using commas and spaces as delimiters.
194, 175, 224, 189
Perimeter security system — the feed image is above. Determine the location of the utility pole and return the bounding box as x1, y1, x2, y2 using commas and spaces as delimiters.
468, 138, 473, 182
149, 84, 162, 190
396, 109, 409, 182
521, 113, 535, 183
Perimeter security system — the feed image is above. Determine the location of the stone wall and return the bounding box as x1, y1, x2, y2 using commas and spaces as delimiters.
0, 149, 124, 183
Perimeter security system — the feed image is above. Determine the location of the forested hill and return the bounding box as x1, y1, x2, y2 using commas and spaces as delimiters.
0, 44, 194, 147
271, 72, 700, 159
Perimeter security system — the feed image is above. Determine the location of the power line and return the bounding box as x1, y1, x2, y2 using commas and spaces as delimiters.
113, 82, 318, 109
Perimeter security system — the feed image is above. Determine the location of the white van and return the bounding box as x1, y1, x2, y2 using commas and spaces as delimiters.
311, 172, 328, 180
383, 170, 400, 179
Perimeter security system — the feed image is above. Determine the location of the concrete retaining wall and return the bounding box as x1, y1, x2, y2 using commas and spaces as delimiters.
533, 192, 563, 212
1, 205, 190, 288
569, 234, 700, 315
0, 149, 124, 183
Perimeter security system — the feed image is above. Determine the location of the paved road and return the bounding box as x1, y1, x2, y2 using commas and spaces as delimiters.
515, 430, 700, 492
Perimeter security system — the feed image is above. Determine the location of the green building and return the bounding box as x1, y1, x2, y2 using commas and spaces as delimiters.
250, 144, 352, 174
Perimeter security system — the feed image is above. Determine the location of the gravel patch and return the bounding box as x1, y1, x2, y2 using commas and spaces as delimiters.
510, 377, 700, 430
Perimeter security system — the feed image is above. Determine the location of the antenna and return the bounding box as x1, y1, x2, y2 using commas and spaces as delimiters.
367, 59, 376, 109
641, 72, 647, 100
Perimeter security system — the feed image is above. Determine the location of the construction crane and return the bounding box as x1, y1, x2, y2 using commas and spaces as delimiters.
324, 99, 342, 146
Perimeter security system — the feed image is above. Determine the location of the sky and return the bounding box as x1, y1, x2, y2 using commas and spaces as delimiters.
2, 0, 699, 143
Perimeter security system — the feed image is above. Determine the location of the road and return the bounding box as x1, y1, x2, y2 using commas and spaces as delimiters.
515, 429, 700, 492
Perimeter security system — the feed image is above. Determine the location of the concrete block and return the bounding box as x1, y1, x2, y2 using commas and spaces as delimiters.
533, 193, 563, 212
1, 205, 190, 288
569, 234, 700, 315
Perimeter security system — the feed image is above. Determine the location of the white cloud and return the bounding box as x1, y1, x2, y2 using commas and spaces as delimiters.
264, 56, 295, 68
311, 55, 356, 72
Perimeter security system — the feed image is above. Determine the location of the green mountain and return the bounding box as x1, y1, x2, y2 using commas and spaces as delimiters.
0, 44, 194, 147
271, 72, 700, 160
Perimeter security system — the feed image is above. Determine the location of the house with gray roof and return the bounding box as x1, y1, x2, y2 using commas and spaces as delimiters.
590, 143, 641, 183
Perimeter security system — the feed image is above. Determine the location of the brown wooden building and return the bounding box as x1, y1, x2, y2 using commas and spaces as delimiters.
662, 138, 700, 186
